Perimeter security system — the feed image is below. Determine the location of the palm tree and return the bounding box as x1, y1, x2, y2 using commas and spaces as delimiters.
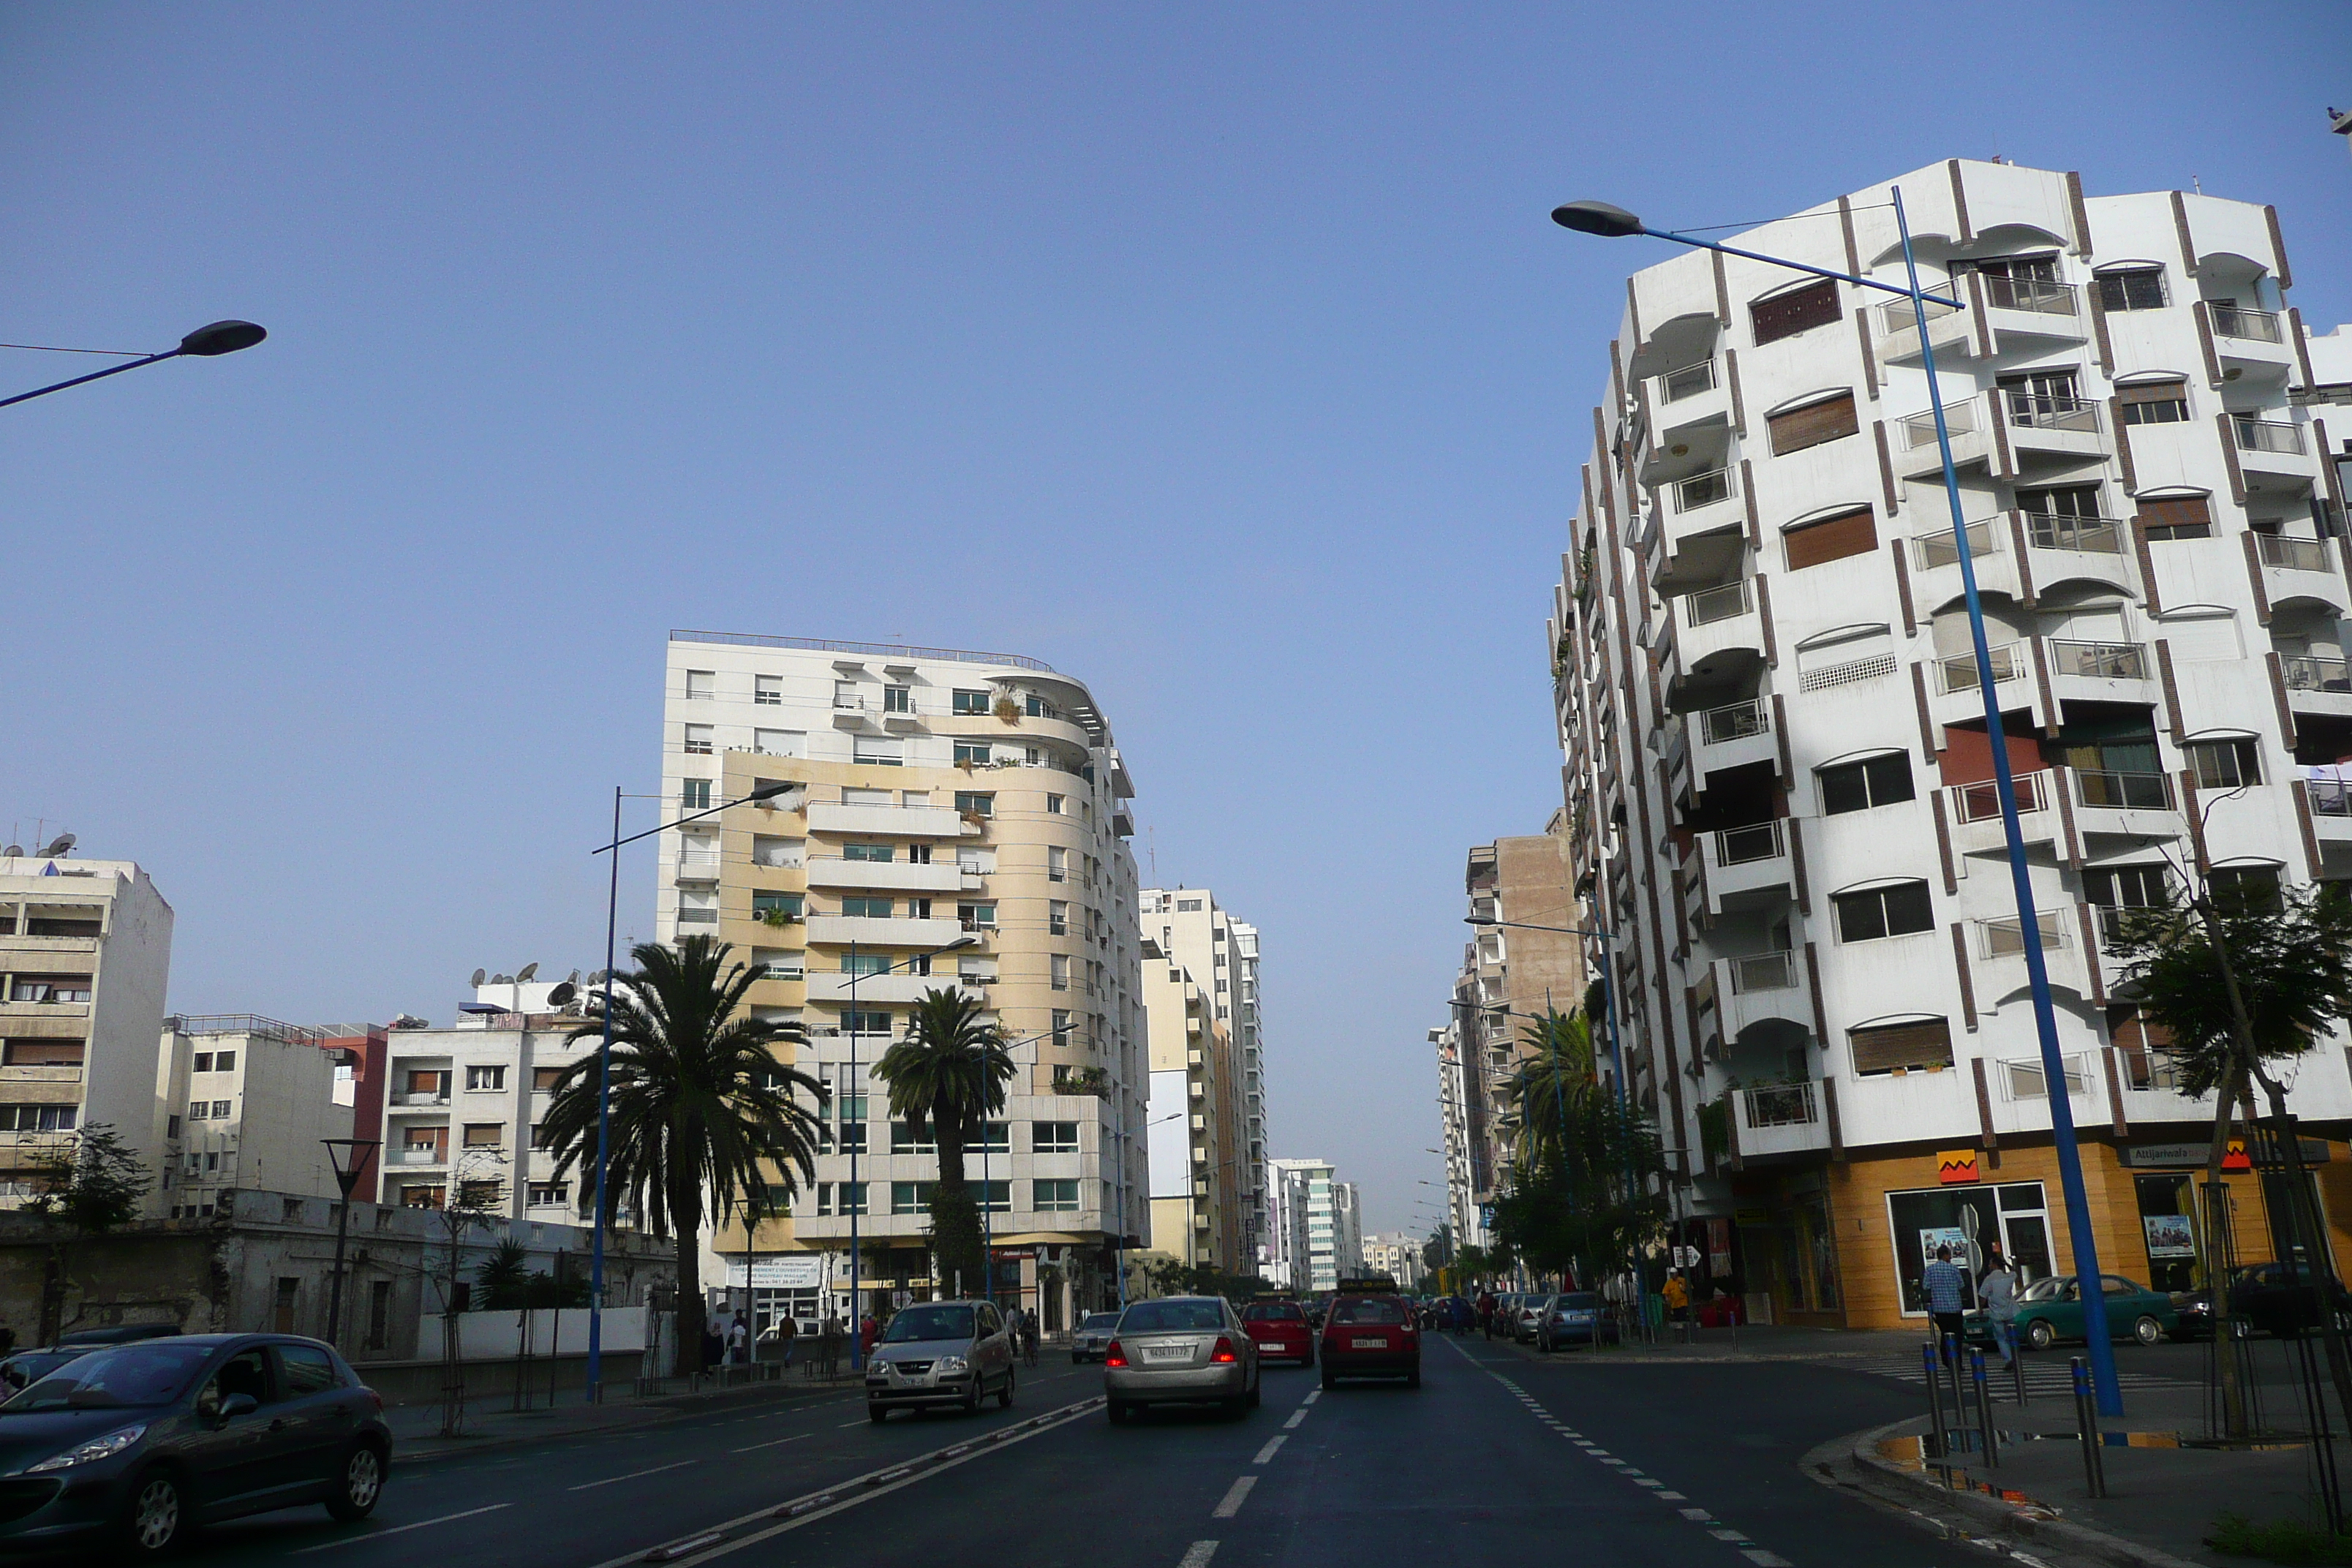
873, 987, 1015, 1300
1502, 1008, 1595, 1170
541, 935, 825, 1374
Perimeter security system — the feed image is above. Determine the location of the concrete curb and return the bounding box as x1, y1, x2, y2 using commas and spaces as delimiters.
1803, 1418, 2214, 1568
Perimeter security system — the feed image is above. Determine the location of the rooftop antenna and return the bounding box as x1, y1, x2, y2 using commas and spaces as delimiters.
2193, 173, 2204, 195
1147, 826, 1158, 886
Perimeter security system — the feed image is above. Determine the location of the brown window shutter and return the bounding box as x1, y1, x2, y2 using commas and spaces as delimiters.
1849, 1018, 1955, 1074
2137, 494, 2213, 540
1783, 505, 1878, 570
1749, 279, 1842, 346
1768, 392, 1860, 455
2118, 378, 2190, 406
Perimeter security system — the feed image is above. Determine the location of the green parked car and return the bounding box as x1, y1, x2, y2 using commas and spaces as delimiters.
1963, 1273, 2176, 1350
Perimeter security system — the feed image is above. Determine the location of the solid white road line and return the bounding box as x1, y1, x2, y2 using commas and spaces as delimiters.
1178, 1543, 1219, 1568
569, 1460, 698, 1492
732, 1434, 814, 1454
1252, 1436, 1286, 1465
1211, 1476, 1256, 1519
292, 1504, 513, 1554
1282, 1409, 1307, 1430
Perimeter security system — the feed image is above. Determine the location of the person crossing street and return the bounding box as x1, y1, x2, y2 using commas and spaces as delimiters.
1923, 1244, 1969, 1360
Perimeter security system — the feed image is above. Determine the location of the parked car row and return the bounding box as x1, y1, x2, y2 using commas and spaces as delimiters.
1954, 1262, 2352, 1351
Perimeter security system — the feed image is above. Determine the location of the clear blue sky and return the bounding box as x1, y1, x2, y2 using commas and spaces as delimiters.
5, 4, 2347, 1237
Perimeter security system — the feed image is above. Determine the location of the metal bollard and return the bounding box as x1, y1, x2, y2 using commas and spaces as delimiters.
1941, 1335, 1966, 1452
1972, 1348, 1999, 1468
1922, 1341, 1948, 1460
2070, 1355, 2107, 1498
2011, 1330, 2027, 1406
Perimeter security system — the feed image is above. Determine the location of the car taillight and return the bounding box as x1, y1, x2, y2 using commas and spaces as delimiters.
1211, 1336, 1237, 1363
1105, 1340, 1126, 1368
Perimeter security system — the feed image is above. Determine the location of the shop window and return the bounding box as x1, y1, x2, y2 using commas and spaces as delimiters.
1885, 1181, 2052, 1314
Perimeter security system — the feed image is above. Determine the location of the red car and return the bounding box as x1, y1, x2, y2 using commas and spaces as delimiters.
1319, 1293, 1420, 1388
1240, 1301, 1315, 1366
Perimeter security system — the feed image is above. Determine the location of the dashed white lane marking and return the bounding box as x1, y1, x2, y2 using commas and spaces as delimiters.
1253, 1435, 1286, 1465
1656, 1491, 1688, 1501
731, 1433, 813, 1454
1710, 1529, 1749, 1541
292, 1504, 512, 1553
1744, 1553, 1793, 1567
1302, 1390, 1321, 1404
569, 1459, 698, 1491
1681, 1509, 1716, 1520
835, 1419, 867, 1428
1283, 1409, 1308, 1429
1212, 1476, 1256, 1518
1179, 1544, 1219, 1568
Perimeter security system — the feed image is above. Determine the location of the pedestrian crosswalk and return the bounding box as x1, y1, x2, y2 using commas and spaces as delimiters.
1831, 1350, 2190, 1397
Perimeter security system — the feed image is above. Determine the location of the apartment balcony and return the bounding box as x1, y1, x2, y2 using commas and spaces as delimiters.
1666, 579, 1766, 715
1969, 908, 2095, 1003
2255, 532, 2348, 614
2308, 777, 2352, 847
2002, 392, 2106, 467
2045, 637, 2155, 707
802, 972, 981, 1006
1907, 515, 2021, 606
1730, 1079, 1831, 1163
1876, 295, 1972, 365
1928, 642, 2040, 734
2233, 416, 2313, 488
390, 1090, 451, 1109
1697, 821, 1793, 915
804, 858, 966, 894
1978, 275, 2087, 345
806, 803, 969, 839
1651, 356, 1730, 433
672, 851, 722, 883
1986, 1050, 2100, 1138
1660, 463, 1744, 554
1708, 949, 1812, 1048
2069, 766, 2180, 841
802, 915, 970, 949
2209, 303, 2298, 379
2283, 655, 2352, 722
1691, 697, 1776, 779
1942, 769, 2061, 858
391, 1145, 447, 1168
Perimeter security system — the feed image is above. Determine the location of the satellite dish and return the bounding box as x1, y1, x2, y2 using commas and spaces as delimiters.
546, 981, 576, 1007
566, 969, 581, 984
490, 973, 514, 986
470, 968, 487, 987
2, 847, 19, 859
38, 834, 73, 858
516, 962, 540, 984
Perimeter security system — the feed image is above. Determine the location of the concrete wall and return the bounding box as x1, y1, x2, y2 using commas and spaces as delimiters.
77, 866, 174, 1147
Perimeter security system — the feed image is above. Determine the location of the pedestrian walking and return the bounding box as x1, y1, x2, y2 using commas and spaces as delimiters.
1020, 1307, 1040, 1368
821, 1313, 843, 1378
1923, 1244, 1969, 1358
860, 1311, 881, 1358
1978, 1249, 2021, 1366
777, 1313, 799, 1371
1477, 1289, 1498, 1341
1662, 1270, 1691, 1339
727, 1310, 750, 1367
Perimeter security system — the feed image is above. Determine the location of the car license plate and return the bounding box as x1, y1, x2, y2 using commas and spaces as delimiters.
1145, 1345, 1190, 1362
1351, 1336, 1384, 1349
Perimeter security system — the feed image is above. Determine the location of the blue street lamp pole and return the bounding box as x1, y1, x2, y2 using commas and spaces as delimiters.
1550, 193, 2122, 1414
587, 779, 795, 1402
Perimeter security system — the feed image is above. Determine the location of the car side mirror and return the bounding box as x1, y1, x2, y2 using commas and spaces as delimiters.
217, 1392, 258, 1424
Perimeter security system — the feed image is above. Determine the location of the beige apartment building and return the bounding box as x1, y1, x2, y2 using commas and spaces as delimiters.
1139, 889, 1249, 1275
660, 633, 1148, 1333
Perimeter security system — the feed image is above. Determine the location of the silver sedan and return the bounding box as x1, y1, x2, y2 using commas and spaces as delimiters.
1103, 1296, 1260, 1423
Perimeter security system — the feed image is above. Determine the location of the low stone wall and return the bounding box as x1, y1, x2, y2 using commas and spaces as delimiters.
350, 1350, 649, 1407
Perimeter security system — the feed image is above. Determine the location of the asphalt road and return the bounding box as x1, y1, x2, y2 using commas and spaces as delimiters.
156, 1334, 2014, 1567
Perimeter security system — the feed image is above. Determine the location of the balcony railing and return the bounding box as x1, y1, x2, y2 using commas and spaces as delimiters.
1939, 642, 2023, 694
1672, 467, 1736, 513
2025, 511, 2126, 555
1912, 516, 1999, 568
1684, 580, 1751, 628
1743, 1082, 1818, 1129
1977, 909, 2066, 957
1728, 950, 1796, 994
1659, 359, 1716, 404
1983, 275, 2078, 316
2308, 775, 2352, 818
1698, 698, 1767, 745
1880, 295, 1962, 335
1948, 769, 2049, 824
2005, 391, 2100, 432
1999, 1052, 2090, 1101
2210, 303, 2284, 343
2047, 638, 2146, 679
2258, 533, 2333, 573
1714, 820, 1784, 867
394, 1146, 445, 1166
1899, 397, 1978, 451
2074, 769, 2174, 810
2283, 655, 2352, 694
2234, 416, 2305, 456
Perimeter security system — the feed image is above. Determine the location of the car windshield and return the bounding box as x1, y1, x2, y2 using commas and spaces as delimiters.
1081, 1314, 1120, 1332
883, 1305, 975, 1343
2019, 1276, 2069, 1302
1557, 1293, 1601, 1310
1243, 1304, 1304, 1322
3, 1341, 216, 1412
1120, 1300, 1224, 1333
1330, 1298, 1406, 1326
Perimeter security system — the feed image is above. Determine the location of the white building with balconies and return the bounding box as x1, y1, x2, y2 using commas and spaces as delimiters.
1550, 159, 2352, 1329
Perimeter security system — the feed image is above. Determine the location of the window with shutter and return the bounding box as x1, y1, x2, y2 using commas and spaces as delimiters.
1849, 1018, 1955, 1074
1783, 505, 1877, 570
1768, 392, 1859, 456
2117, 378, 2190, 425
2136, 495, 2213, 541
1833, 880, 1935, 942
1749, 279, 1841, 346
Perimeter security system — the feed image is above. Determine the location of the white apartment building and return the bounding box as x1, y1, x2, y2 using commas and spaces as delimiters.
378, 975, 613, 1228
1428, 1014, 1482, 1248
1140, 887, 1264, 1275
658, 632, 1148, 1330
155, 1016, 359, 1218
0, 853, 172, 1205
1268, 1158, 1353, 1292
1360, 1232, 1425, 1292
1550, 159, 2352, 1328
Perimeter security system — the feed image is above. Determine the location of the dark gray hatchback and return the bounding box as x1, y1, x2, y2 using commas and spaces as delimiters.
0, 1333, 391, 1556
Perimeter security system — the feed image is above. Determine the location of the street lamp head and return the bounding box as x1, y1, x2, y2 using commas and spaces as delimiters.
1463, 916, 1496, 927
178, 320, 268, 357
941, 935, 977, 952
745, 780, 795, 802
1550, 201, 1644, 238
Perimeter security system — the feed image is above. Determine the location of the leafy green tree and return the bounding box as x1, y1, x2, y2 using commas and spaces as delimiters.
473, 1237, 532, 1310
26, 1123, 151, 1343
543, 935, 825, 1373
1422, 1223, 1455, 1274
874, 987, 1015, 1300
1492, 1067, 1667, 1291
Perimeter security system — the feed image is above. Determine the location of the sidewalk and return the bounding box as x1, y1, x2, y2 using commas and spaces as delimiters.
1843, 1377, 2336, 1568
385, 1365, 865, 1463
1472, 1322, 1926, 1362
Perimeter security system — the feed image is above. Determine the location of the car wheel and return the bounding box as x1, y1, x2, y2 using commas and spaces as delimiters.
2133, 1315, 2163, 1347
1106, 1400, 1129, 1425
998, 1367, 1016, 1409
325, 1443, 386, 1522
1320, 1365, 1336, 1391
962, 1379, 984, 1416
868, 1403, 889, 1423
1247, 1373, 1262, 1409
2025, 1319, 2056, 1351
1406, 1364, 1422, 1389
118, 1467, 185, 1557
